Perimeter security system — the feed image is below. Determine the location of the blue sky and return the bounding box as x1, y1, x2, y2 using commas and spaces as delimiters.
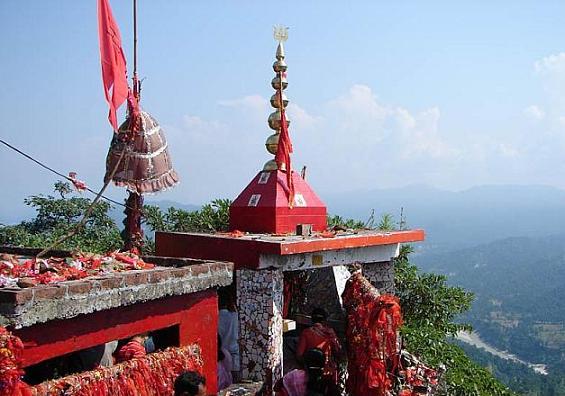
2, 1, 565, 222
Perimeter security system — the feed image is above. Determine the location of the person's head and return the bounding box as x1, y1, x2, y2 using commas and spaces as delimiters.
303, 348, 326, 394
311, 308, 328, 324
218, 287, 237, 312
174, 371, 207, 396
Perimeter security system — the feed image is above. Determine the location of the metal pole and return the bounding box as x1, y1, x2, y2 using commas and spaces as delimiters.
124, 0, 144, 253
133, 0, 138, 97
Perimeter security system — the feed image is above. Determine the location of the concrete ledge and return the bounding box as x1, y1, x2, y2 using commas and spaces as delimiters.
0, 261, 233, 329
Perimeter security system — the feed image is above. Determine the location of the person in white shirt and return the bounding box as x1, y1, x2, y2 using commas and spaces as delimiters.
218, 289, 241, 382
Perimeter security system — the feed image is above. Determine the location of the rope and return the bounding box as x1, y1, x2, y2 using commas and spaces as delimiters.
0, 138, 127, 208
35, 147, 128, 258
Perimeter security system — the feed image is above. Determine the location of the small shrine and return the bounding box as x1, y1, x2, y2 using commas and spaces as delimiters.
156, 27, 426, 392
0, 247, 232, 394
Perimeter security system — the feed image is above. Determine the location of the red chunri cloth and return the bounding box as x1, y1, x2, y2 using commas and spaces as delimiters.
342, 272, 403, 396
31, 344, 202, 396
116, 340, 147, 362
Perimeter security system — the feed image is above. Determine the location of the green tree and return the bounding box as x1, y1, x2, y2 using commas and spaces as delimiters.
377, 212, 395, 231
143, 198, 231, 234
0, 182, 122, 253
326, 214, 365, 230
142, 199, 231, 254
396, 244, 516, 396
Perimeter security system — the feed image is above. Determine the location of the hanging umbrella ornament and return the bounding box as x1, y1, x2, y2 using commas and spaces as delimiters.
99, 0, 179, 251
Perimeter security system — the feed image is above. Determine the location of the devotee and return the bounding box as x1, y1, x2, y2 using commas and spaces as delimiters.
218, 288, 241, 381
116, 333, 149, 362
174, 370, 207, 396
296, 308, 343, 389
274, 348, 338, 396
73, 340, 118, 371
217, 334, 233, 390
100, 341, 119, 367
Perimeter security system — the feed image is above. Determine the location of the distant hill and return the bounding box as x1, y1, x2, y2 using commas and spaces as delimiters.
143, 200, 201, 213
414, 234, 565, 373
323, 184, 565, 252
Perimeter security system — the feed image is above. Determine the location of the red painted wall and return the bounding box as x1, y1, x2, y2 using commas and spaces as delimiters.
14, 289, 219, 394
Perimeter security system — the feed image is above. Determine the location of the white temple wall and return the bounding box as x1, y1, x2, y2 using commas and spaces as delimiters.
236, 268, 283, 387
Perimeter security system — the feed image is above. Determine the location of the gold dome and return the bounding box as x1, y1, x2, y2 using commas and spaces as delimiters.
265, 133, 280, 155
271, 75, 288, 90
270, 93, 289, 109
263, 159, 278, 171
263, 159, 286, 171
268, 110, 290, 130
273, 59, 287, 73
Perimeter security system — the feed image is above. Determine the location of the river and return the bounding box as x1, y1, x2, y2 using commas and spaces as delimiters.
456, 331, 548, 375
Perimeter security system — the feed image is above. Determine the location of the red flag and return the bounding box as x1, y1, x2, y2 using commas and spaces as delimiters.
275, 97, 295, 208
98, 0, 130, 132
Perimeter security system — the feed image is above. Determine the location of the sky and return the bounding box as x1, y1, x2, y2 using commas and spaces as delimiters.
2, 1, 565, 222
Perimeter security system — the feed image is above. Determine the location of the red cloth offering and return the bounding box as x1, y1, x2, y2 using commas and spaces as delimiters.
274, 88, 295, 207
342, 272, 403, 396
296, 323, 342, 383
116, 340, 146, 362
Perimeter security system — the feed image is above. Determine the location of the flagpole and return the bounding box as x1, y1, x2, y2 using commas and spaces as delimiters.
123, 0, 144, 252
133, 0, 139, 98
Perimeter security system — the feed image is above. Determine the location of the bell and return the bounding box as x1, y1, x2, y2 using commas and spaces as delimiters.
104, 110, 179, 194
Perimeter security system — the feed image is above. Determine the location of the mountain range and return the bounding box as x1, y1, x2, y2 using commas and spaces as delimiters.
322, 184, 565, 252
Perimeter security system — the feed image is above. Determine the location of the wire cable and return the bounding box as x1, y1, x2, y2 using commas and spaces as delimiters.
0, 137, 127, 208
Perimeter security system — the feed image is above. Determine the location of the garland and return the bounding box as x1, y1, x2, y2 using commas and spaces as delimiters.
0, 325, 202, 396
0, 327, 32, 396
343, 271, 402, 396
30, 344, 203, 396
343, 271, 439, 396
0, 250, 154, 288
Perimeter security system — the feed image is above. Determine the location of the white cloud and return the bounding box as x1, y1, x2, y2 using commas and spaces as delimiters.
324, 84, 456, 160
286, 103, 321, 129
524, 105, 545, 120
161, 72, 565, 201
218, 95, 269, 116
534, 53, 565, 75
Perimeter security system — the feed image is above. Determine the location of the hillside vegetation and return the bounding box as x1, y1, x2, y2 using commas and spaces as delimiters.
0, 184, 516, 395
415, 235, 565, 394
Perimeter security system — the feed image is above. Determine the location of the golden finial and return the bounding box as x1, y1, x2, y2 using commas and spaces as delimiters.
263, 26, 290, 171
273, 25, 289, 43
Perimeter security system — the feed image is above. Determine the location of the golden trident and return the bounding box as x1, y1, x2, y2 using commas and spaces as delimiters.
273, 25, 289, 42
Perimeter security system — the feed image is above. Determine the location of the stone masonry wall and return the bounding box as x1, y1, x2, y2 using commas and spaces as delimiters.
236, 268, 283, 389
0, 262, 233, 328
362, 260, 395, 294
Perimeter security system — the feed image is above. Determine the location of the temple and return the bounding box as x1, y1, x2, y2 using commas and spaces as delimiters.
0, 22, 435, 396
156, 27, 426, 393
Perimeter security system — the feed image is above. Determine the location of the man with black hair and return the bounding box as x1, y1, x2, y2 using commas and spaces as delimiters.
296, 308, 343, 391
174, 371, 207, 396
